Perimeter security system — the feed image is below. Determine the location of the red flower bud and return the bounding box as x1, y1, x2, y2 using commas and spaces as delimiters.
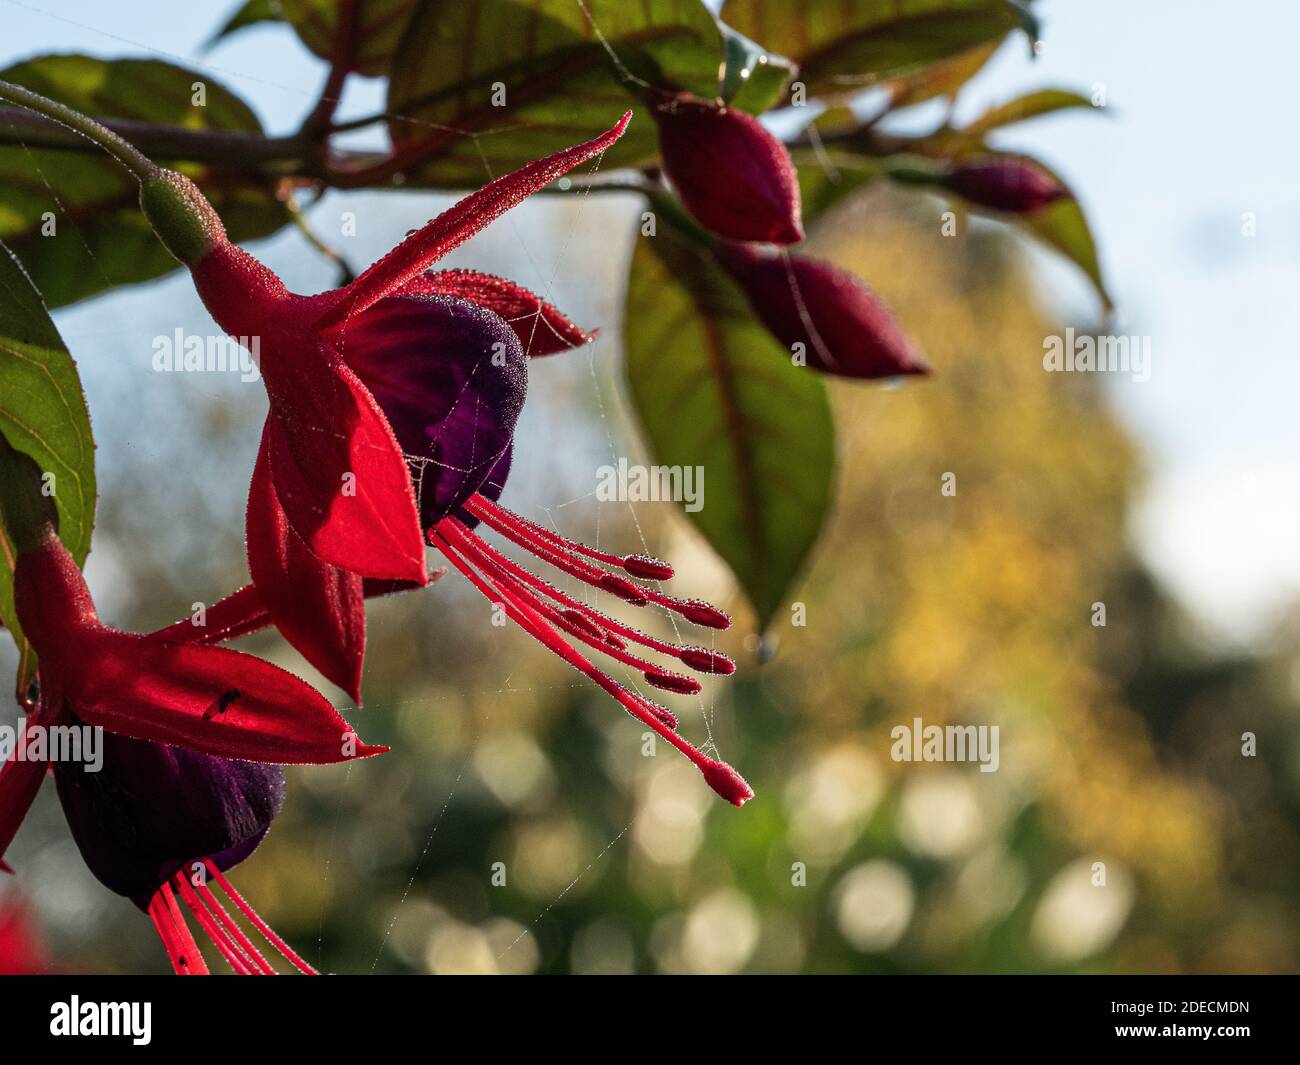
942, 157, 1067, 213
653, 94, 803, 244
716, 243, 927, 379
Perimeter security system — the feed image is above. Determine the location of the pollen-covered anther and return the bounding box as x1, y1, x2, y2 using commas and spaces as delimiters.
622, 554, 674, 581
679, 648, 736, 675
641, 697, 679, 730
643, 669, 703, 696
559, 608, 610, 643
598, 573, 650, 605
700, 759, 754, 808
666, 598, 732, 630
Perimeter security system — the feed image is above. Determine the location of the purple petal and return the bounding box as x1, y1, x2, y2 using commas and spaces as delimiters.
55, 724, 284, 908
337, 295, 526, 528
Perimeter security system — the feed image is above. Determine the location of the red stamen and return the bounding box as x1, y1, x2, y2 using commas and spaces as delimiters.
558, 607, 611, 643
679, 648, 737, 676
642, 669, 701, 696
466, 494, 730, 627
438, 516, 735, 678
148, 893, 189, 975
440, 522, 680, 717
431, 522, 751, 805
175, 872, 271, 975
544, 601, 699, 701
154, 882, 211, 975
465, 496, 674, 580
655, 597, 731, 629
175, 873, 256, 975
446, 538, 702, 698
195, 879, 277, 975
205, 861, 318, 975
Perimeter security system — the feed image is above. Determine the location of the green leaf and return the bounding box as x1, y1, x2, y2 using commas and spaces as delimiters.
0, 241, 96, 698
901, 148, 1111, 311
0, 55, 289, 307
960, 88, 1099, 138
721, 0, 1033, 97
386, 0, 724, 186
207, 0, 280, 46
279, 0, 422, 78
718, 21, 797, 113
623, 228, 835, 629
886, 39, 1000, 108
1013, 167, 1112, 312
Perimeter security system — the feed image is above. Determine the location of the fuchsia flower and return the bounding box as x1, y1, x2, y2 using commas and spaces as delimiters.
133, 117, 630, 703
652, 93, 804, 244
5, 692, 316, 974
0, 517, 368, 972
133, 115, 753, 805
716, 242, 928, 379
0, 523, 383, 872
942, 156, 1067, 213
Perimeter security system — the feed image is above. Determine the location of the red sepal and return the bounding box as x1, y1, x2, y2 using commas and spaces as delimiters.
263, 356, 427, 584
248, 429, 366, 702
318, 113, 632, 329
403, 270, 595, 356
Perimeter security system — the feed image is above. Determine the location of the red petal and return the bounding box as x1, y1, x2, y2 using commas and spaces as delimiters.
69, 631, 384, 764
318, 113, 632, 330
0, 715, 48, 869
264, 359, 427, 583
248, 430, 367, 703
402, 270, 595, 357
149, 584, 270, 646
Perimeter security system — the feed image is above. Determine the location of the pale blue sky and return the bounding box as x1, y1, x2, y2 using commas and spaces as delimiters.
0, 0, 1293, 646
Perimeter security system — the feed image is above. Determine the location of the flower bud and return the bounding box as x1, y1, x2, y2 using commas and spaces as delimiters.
653, 94, 803, 244
716, 243, 927, 379
942, 157, 1067, 213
